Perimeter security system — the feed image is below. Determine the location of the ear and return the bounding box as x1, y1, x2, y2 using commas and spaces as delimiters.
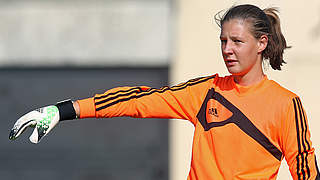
257, 35, 268, 53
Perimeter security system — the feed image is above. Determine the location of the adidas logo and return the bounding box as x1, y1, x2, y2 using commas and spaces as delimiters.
208, 108, 219, 117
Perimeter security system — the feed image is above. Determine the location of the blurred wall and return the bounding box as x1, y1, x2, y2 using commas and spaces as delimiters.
171, 0, 320, 179
0, 0, 170, 67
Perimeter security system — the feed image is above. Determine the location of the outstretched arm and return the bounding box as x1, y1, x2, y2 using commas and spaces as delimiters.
9, 75, 214, 144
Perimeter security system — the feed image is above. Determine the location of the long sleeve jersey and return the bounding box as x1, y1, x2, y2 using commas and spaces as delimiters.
77, 74, 320, 180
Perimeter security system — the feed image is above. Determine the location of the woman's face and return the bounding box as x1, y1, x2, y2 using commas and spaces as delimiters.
220, 19, 263, 77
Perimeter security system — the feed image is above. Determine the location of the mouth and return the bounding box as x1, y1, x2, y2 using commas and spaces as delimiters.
224, 59, 238, 66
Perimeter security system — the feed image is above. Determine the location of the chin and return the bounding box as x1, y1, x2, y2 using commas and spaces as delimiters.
226, 67, 243, 75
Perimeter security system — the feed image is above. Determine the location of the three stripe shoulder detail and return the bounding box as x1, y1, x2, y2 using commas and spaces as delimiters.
94, 75, 216, 111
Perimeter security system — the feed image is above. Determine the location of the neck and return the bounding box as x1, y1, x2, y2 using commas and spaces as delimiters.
233, 68, 265, 86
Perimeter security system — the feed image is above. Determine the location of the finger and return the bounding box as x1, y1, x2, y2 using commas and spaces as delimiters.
29, 126, 40, 144
9, 111, 39, 140
9, 120, 36, 140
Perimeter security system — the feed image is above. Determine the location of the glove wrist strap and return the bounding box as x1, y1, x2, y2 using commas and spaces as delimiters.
56, 100, 77, 121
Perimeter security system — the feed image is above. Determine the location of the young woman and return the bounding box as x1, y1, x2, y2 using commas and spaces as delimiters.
9, 4, 320, 179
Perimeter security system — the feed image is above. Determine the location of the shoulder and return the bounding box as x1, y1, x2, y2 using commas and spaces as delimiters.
266, 79, 298, 100
265, 79, 300, 111
169, 74, 217, 95
175, 74, 217, 88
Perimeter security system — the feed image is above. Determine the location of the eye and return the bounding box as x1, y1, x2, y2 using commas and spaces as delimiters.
234, 39, 243, 43
220, 39, 227, 44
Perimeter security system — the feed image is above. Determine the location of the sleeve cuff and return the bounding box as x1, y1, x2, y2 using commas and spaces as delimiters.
77, 97, 96, 118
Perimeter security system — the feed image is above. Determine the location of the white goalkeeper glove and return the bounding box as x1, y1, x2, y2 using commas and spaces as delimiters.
9, 100, 77, 144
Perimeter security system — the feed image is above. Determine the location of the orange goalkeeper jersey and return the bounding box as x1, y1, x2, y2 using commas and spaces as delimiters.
78, 74, 320, 180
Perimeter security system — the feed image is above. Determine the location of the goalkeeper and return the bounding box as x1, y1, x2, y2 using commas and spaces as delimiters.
9, 4, 319, 180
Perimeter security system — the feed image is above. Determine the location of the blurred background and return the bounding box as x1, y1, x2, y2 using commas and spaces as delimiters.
1, 0, 319, 180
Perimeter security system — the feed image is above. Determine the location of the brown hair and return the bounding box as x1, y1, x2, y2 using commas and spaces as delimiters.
215, 4, 290, 70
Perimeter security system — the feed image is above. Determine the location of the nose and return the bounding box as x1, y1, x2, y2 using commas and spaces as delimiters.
222, 41, 233, 56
